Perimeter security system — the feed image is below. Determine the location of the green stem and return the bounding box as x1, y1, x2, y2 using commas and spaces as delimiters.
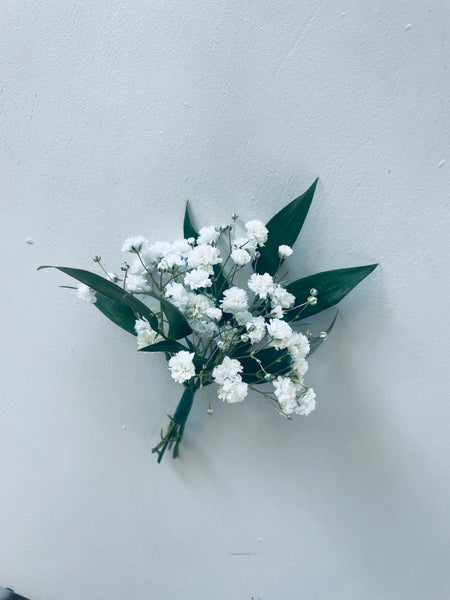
152, 386, 196, 463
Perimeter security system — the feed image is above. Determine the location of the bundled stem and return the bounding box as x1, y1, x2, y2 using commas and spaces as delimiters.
152, 386, 196, 463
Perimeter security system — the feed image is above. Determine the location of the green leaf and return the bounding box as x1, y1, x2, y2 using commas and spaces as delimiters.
285, 264, 378, 320
38, 266, 160, 333
139, 339, 189, 353
256, 179, 318, 275
183, 201, 199, 240
306, 311, 337, 356
94, 292, 138, 336
143, 291, 192, 340
240, 348, 291, 385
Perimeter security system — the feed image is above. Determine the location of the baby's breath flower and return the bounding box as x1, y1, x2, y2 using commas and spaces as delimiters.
266, 318, 294, 350
134, 318, 163, 349
122, 236, 147, 254
231, 248, 251, 266
278, 245, 293, 259
217, 378, 248, 403
220, 287, 248, 314
248, 273, 274, 299
197, 226, 220, 245
168, 351, 196, 384
212, 357, 243, 386
295, 388, 316, 416
184, 269, 212, 290
77, 284, 96, 304
245, 220, 268, 246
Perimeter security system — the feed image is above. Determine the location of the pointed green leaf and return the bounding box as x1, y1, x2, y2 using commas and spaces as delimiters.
240, 348, 291, 385
183, 201, 199, 240
94, 292, 138, 336
38, 266, 160, 333
143, 291, 192, 340
139, 339, 189, 353
285, 264, 378, 320
256, 179, 318, 275
307, 311, 338, 356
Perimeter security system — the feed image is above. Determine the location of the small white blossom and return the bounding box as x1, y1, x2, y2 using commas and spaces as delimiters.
197, 226, 220, 245
185, 293, 214, 321
220, 287, 248, 314
270, 305, 284, 319
235, 310, 253, 326
212, 357, 243, 386
140, 241, 172, 265
231, 247, 251, 266
292, 357, 309, 380
191, 319, 218, 338
122, 236, 147, 253
248, 273, 274, 299
289, 332, 310, 359
184, 269, 212, 290
271, 285, 295, 309
266, 318, 294, 350
206, 307, 222, 321
245, 220, 268, 246
217, 378, 248, 403
172, 239, 191, 256
273, 376, 298, 415
295, 388, 316, 416
245, 316, 266, 344
278, 245, 293, 259
168, 351, 196, 384
134, 318, 163, 349
77, 284, 96, 304
233, 237, 257, 257
125, 273, 151, 293
165, 282, 189, 309
187, 244, 222, 273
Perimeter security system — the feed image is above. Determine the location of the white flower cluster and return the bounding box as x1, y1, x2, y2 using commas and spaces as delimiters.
212, 357, 248, 403
119, 216, 318, 417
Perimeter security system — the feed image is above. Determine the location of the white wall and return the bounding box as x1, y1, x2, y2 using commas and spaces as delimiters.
1, 2, 449, 599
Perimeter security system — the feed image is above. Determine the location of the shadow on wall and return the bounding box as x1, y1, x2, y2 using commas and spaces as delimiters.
0, 588, 31, 600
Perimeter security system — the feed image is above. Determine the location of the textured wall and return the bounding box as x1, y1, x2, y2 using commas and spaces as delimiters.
1, 2, 449, 599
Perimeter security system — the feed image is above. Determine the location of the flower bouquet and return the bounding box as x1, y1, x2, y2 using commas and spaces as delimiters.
39, 180, 377, 462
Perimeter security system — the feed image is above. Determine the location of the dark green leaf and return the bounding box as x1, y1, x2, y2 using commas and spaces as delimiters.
95, 292, 138, 336
143, 291, 192, 340
38, 266, 160, 332
183, 201, 199, 240
139, 339, 189, 353
285, 264, 378, 320
240, 348, 291, 385
256, 179, 318, 275
307, 311, 338, 356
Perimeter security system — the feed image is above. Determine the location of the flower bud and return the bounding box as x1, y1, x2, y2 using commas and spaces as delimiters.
231, 213, 239, 220
93, 255, 101, 262
309, 288, 318, 296
307, 296, 317, 305
319, 331, 328, 340
121, 262, 129, 271
207, 408, 214, 415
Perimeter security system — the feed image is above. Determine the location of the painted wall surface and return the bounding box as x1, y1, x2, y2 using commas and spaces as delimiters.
1, 2, 449, 599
